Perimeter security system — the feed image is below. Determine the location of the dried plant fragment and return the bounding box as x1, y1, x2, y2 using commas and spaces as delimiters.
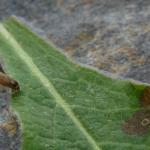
122, 110, 150, 136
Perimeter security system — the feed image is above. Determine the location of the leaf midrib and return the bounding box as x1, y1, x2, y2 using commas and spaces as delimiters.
0, 23, 101, 150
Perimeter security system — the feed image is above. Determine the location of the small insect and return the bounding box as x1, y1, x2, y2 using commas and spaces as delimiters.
0, 63, 20, 92
0, 72, 20, 92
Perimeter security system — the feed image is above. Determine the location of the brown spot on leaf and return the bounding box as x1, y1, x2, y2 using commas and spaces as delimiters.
122, 87, 150, 136
141, 87, 150, 107
122, 110, 150, 135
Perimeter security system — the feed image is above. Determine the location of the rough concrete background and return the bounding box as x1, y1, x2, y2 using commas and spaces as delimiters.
0, 0, 150, 83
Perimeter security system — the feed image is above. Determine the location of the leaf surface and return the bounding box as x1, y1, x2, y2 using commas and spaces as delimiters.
0, 18, 149, 150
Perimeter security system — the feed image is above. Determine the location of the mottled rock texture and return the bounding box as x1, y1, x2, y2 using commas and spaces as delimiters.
0, 63, 21, 150
0, 86, 21, 150
0, 0, 150, 83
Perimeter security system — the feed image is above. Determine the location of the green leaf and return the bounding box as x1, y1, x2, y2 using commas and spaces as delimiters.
0, 18, 149, 150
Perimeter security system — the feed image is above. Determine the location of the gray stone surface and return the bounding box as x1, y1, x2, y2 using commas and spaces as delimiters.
0, 0, 150, 83
0, 85, 21, 150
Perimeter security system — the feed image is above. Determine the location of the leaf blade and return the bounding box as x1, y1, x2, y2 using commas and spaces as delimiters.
0, 18, 149, 150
